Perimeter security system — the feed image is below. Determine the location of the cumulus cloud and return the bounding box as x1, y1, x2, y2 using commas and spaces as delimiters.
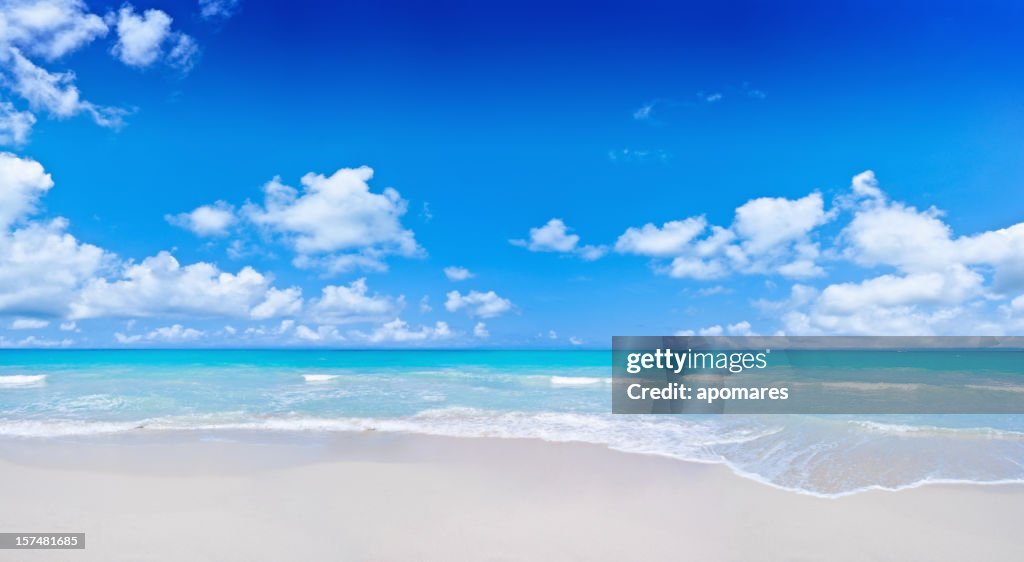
293, 323, 342, 343
445, 290, 512, 318
0, 334, 71, 348
307, 278, 401, 324
239, 166, 421, 273
198, 0, 239, 20
767, 172, 1024, 335
10, 317, 48, 329
0, 100, 36, 145
112, 5, 197, 71
115, 323, 204, 344
354, 318, 452, 344
3, 48, 126, 126
0, 219, 109, 317
616, 192, 831, 280
615, 217, 707, 257
69, 251, 277, 320
676, 324, 754, 337
0, 155, 110, 318
0, 1, 206, 144
443, 266, 474, 281
166, 201, 236, 236
250, 287, 302, 320
511, 218, 607, 260
513, 218, 578, 252
0, 151, 52, 228
473, 322, 489, 338
0, 0, 108, 60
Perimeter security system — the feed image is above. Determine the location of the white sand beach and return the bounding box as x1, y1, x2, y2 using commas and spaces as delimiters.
1, 431, 1022, 561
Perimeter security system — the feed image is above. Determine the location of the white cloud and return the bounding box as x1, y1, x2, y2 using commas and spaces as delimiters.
676, 323, 754, 336
618, 192, 831, 280
292, 253, 389, 275
3, 48, 125, 126
695, 285, 731, 297
250, 286, 302, 320
633, 103, 654, 120
166, 201, 236, 236
116, 323, 204, 344
726, 321, 755, 336
473, 322, 489, 338
113, 332, 140, 343
0, 218, 109, 317
578, 244, 608, 261
665, 257, 728, 280
0, 334, 71, 347
512, 218, 607, 260
734, 193, 830, 254
355, 318, 453, 344
293, 324, 343, 343
607, 148, 670, 163
0, 101, 36, 145
10, 317, 47, 329
112, 5, 197, 71
166, 32, 198, 71
198, 0, 240, 20
242, 166, 421, 272
445, 290, 512, 318
69, 251, 275, 320
59, 320, 75, 330
307, 278, 400, 324
767, 171, 1024, 335
512, 218, 578, 252
850, 169, 883, 199
419, 295, 431, 313
0, 151, 52, 229
615, 217, 707, 257
443, 266, 474, 281
0, 0, 108, 60
568, 336, 583, 345
146, 323, 204, 342
548, 329, 557, 339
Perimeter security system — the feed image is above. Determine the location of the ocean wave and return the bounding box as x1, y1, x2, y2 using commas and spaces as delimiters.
0, 375, 46, 387
56, 394, 129, 413
549, 376, 609, 387
966, 384, 1024, 394
3, 409, 1024, 498
303, 374, 339, 383
850, 420, 1024, 439
819, 382, 922, 392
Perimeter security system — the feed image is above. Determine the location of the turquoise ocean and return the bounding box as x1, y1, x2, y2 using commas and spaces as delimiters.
2, 349, 1024, 497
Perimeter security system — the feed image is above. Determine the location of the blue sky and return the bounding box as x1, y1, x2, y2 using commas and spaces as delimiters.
2, 0, 1024, 347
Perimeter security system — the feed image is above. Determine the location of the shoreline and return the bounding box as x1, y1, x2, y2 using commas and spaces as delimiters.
3, 424, 1024, 499
2, 431, 1024, 561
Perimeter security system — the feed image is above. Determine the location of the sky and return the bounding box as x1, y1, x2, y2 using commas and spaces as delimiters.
1, 0, 1024, 348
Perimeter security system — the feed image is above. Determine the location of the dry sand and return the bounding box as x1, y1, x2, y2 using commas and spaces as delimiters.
1, 431, 1022, 561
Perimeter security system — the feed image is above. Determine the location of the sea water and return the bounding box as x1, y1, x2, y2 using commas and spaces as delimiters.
2, 349, 1023, 497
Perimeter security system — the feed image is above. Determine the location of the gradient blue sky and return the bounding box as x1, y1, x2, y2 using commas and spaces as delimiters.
2, 0, 1024, 347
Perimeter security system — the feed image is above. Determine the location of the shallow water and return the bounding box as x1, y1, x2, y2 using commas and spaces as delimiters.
2, 349, 1023, 497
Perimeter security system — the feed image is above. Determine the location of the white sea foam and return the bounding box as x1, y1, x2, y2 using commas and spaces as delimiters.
850, 420, 1024, 439
3, 408, 1023, 498
303, 374, 339, 383
966, 384, 1024, 394
549, 376, 609, 387
0, 375, 46, 387
820, 381, 922, 392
